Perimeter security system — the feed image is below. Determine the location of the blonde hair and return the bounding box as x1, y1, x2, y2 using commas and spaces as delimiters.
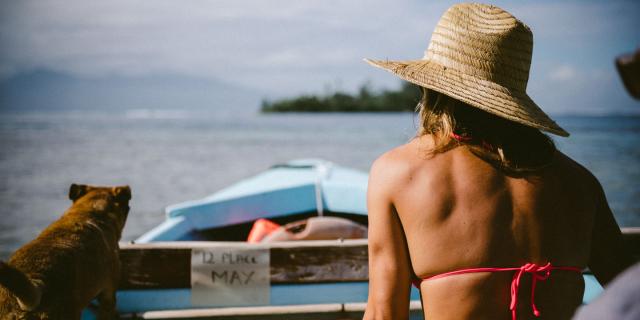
416, 88, 556, 174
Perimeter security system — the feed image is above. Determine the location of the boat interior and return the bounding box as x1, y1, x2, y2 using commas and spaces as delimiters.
178, 211, 368, 241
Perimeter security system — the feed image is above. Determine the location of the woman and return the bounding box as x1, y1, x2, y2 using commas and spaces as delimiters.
363, 3, 632, 320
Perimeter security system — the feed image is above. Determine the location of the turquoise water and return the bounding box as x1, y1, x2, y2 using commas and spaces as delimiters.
0, 111, 638, 259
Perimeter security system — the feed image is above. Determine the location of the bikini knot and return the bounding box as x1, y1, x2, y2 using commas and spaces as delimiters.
509, 262, 553, 320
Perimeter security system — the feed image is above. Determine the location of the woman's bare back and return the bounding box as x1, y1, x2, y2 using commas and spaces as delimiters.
364, 135, 631, 320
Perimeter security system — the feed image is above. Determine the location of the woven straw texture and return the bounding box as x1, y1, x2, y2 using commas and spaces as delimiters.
365, 3, 569, 137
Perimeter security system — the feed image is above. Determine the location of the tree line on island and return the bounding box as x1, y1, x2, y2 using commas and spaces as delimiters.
261, 82, 422, 112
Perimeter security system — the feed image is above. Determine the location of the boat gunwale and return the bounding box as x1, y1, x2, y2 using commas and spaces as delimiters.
121, 238, 369, 249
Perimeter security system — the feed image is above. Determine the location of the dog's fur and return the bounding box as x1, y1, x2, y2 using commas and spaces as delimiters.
0, 184, 131, 320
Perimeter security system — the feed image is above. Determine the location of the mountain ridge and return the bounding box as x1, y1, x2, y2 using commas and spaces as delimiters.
0, 70, 262, 114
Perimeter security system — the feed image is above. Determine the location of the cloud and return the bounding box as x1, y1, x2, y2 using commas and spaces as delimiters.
512, 1, 640, 40
549, 65, 578, 82
0, 0, 638, 111
529, 63, 634, 115
0, 1, 447, 91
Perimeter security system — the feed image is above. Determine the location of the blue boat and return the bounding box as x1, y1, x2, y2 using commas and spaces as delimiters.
136, 159, 369, 243
85, 159, 607, 319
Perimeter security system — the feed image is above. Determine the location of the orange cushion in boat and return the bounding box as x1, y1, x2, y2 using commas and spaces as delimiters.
261, 217, 367, 242
247, 218, 281, 243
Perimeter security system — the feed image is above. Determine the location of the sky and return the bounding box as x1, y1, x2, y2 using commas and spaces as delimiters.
0, 0, 639, 114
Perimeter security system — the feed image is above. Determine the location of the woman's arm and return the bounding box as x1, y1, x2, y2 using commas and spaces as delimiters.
588, 180, 634, 286
363, 157, 413, 320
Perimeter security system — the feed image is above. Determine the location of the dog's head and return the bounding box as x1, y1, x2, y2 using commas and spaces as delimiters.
69, 184, 131, 230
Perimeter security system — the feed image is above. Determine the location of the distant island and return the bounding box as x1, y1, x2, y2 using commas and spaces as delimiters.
261, 82, 421, 112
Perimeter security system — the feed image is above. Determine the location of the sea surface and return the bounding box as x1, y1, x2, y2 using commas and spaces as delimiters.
1, 111, 639, 259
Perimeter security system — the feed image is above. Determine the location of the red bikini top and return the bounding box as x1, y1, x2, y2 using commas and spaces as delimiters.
412, 262, 583, 320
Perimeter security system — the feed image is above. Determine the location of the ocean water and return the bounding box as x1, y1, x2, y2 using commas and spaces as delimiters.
0, 111, 638, 259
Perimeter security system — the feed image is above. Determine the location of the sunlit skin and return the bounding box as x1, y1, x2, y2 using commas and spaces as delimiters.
363, 135, 633, 320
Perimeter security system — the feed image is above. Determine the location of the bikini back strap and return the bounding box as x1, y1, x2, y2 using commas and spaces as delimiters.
413, 262, 583, 320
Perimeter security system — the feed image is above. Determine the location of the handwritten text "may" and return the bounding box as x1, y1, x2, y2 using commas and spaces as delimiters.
211, 270, 255, 285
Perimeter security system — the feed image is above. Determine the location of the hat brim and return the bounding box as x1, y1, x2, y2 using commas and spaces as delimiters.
365, 58, 569, 137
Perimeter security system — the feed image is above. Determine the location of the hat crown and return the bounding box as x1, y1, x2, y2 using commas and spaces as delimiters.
424, 3, 533, 91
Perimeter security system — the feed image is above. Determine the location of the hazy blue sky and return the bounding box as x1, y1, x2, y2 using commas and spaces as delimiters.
1, 0, 638, 114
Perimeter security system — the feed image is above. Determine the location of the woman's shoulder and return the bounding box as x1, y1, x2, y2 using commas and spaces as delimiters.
552, 151, 601, 188
368, 144, 416, 205
372, 138, 418, 170
369, 137, 435, 187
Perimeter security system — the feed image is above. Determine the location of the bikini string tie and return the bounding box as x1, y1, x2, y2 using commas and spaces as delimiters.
509, 262, 552, 320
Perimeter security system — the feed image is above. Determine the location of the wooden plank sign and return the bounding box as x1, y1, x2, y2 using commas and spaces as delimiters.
118, 240, 369, 290
191, 246, 270, 307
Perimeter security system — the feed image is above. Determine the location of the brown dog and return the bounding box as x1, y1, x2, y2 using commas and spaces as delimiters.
0, 184, 131, 320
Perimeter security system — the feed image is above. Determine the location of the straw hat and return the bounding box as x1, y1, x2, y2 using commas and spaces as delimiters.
365, 3, 569, 137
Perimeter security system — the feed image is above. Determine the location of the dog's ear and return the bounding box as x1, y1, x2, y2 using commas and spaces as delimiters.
113, 186, 131, 202
69, 184, 88, 201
